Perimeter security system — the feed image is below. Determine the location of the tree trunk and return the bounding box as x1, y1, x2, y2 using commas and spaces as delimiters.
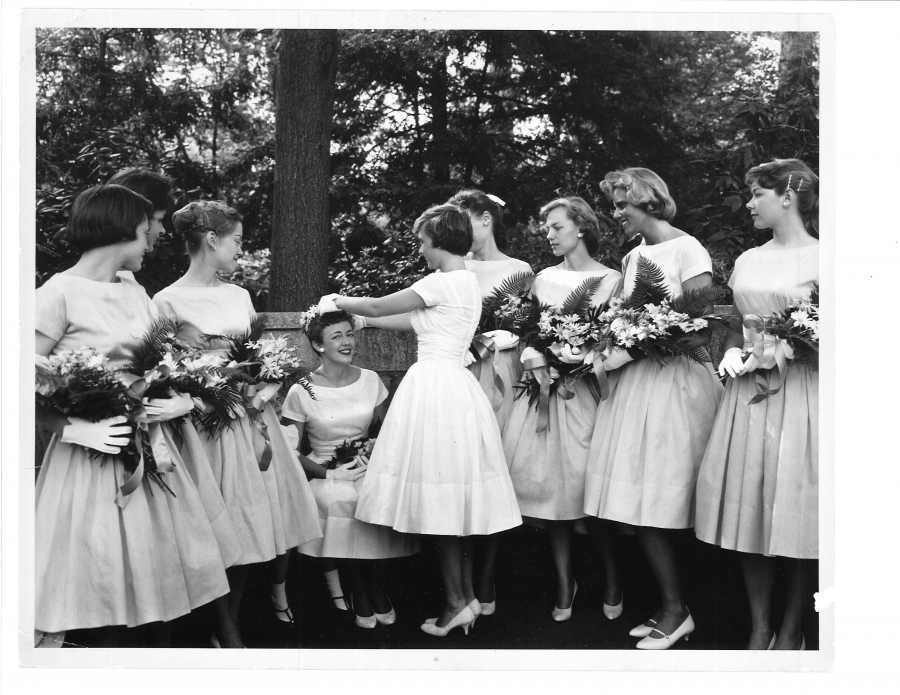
776, 32, 818, 97
268, 29, 339, 311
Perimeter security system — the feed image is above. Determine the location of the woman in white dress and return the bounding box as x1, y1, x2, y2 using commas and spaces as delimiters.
318, 203, 522, 636
694, 159, 819, 650
34, 185, 231, 647
582, 168, 724, 649
281, 310, 419, 629
154, 201, 322, 641
446, 189, 532, 619
502, 196, 623, 623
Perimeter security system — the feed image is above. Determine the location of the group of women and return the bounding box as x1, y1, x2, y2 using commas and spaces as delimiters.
33, 157, 818, 652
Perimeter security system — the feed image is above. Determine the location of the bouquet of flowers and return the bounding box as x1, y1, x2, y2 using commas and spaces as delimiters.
515, 276, 612, 419
124, 318, 245, 436
324, 436, 377, 470
470, 271, 536, 350
203, 315, 315, 469
35, 346, 175, 502
598, 256, 725, 366
737, 286, 818, 404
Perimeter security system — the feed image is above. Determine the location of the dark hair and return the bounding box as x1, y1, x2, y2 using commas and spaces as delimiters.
106, 168, 173, 212
308, 310, 354, 348
65, 184, 153, 252
599, 167, 677, 221
745, 158, 819, 238
446, 189, 506, 248
539, 196, 602, 256
413, 204, 472, 256
172, 200, 243, 255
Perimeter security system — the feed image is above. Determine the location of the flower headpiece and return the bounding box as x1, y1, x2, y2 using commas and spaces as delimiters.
298, 304, 320, 334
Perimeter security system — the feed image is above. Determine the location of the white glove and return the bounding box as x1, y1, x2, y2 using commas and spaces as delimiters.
350, 314, 368, 330
602, 348, 635, 372
317, 293, 341, 314
483, 330, 519, 351
60, 415, 132, 454
141, 391, 194, 423
463, 350, 477, 367
558, 344, 585, 364
718, 347, 745, 378
520, 347, 543, 364
326, 461, 367, 481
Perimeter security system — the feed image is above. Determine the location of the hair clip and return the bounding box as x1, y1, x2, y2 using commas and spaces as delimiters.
797, 177, 804, 191
787, 173, 793, 191
486, 194, 506, 207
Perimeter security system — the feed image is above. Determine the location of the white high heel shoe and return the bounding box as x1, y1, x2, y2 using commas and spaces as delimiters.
480, 584, 496, 617
635, 613, 695, 650
603, 593, 623, 621
420, 606, 475, 637
551, 581, 578, 622
629, 618, 657, 638
468, 599, 483, 628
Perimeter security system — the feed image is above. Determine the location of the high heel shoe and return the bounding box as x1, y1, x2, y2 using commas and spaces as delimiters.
635, 613, 695, 650
551, 581, 578, 622
603, 593, 623, 621
629, 618, 657, 638
468, 599, 482, 628
767, 632, 777, 650
331, 595, 349, 611
374, 598, 396, 626
479, 584, 496, 617
420, 606, 475, 637
800, 634, 806, 651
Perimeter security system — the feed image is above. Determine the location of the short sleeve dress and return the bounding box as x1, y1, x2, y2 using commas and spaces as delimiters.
153, 283, 322, 563
35, 273, 230, 633
694, 243, 819, 559
354, 270, 523, 535
583, 236, 725, 529
282, 369, 420, 559
501, 265, 623, 521
465, 257, 533, 429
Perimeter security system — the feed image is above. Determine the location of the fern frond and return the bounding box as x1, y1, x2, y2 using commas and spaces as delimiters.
559, 276, 604, 316
670, 285, 727, 316
622, 257, 670, 309
128, 317, 180, 375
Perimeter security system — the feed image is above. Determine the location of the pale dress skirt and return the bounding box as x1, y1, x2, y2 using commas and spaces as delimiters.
583, 356, 724, 529
35, 432, 230, 632
176, 421, 244, 568
502, 377, 606, 521
259, 404, 323, 552
694, 364, 818, 559
355, 361, 523, 536
470, 347, 523, 432
195, 414, 277, 565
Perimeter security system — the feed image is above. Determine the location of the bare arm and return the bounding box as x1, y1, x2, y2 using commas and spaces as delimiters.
35, 330, 70, 435
722, 304, 744, 352
365, 313, 415, 331
279, 417, 327, 480
336, 288, 426, 318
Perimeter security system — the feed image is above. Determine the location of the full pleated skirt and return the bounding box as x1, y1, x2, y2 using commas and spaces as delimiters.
694, 364, 818, 559
176, 421, 244, 568
583, 357, 724, 529
355, 361, 523, 536
259, 404, 323, 553
298, 476, 420, 559
502, 377, 605, 521
35, 434, 230, 633
469, 348, 523, 432
195, 414, 277, 565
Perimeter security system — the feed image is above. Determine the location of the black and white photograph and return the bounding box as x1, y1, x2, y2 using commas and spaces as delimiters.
4, 1, 895, 692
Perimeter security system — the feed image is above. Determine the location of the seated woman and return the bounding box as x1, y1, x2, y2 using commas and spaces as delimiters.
281, 310, 419, 629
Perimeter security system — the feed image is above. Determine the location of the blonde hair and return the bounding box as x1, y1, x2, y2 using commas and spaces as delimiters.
539, 196, 601, 256
599, 167, 677, 221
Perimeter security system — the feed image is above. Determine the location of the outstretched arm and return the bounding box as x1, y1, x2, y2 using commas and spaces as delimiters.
364, 313, 415, 331
336, 288, 426, 318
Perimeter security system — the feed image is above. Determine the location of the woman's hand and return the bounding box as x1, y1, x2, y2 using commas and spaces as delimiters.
326, 461, 367, 481
60, 415, 132, 454
141, 391, 194, 423
602, 348, 634, 372
463, 349, 477, 367
520, 346, 543, 364
718, 347, 745, 378
483, 330, 519, 351
317, 294, 341, 314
